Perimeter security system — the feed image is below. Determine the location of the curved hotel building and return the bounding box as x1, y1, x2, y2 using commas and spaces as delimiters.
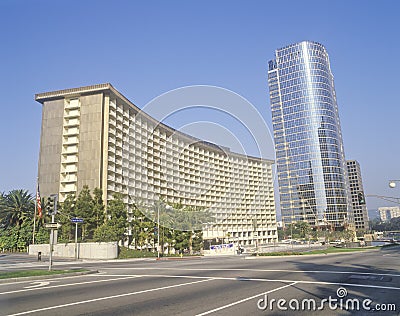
36, 83, 277, 245
268, 41, 353, 229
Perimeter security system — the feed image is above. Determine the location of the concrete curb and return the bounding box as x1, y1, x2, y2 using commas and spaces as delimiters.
85, 256, 204, 263
0, 269, 98, 284
81, 258, 154, 263
155, 256, 203, 261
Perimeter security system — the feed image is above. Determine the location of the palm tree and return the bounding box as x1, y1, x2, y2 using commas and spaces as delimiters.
0, 189, 34, 229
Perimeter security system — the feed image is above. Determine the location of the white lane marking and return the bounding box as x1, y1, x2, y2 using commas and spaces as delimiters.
100, 273, 400, 291
0, 273, 97, 286
196, 282, 298, 316
7, 278, 214, 316
24, 282, 50, 289
100, 267, 400, 278
0, 275, 142, 295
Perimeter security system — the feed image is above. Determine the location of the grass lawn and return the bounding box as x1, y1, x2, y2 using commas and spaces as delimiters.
253, 251, 304, 256
0, 269, 88, 279
254, 246, 380, 256
118, 247, 157, 259
118, 247, 201, 259
304, 246, 380, 255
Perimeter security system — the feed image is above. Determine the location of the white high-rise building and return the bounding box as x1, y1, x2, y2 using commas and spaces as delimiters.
35, 83, 278, 245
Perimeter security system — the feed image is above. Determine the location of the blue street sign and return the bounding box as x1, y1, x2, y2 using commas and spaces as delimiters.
71, 218, 84, 223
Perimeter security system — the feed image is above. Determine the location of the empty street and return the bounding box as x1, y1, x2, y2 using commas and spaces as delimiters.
1, 246, 399, 315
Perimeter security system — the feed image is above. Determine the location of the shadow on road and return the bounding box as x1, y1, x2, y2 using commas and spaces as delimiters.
281, 246, 400, 315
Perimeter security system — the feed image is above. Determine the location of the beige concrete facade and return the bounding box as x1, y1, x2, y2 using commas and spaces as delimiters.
379, 206, 400, 222
38, 99, 64, 196
36, 84, 278, 245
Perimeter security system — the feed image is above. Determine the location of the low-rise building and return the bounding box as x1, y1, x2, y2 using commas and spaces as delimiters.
379, 206, 400, 222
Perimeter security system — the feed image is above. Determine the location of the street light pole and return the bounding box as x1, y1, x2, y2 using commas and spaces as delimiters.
157, 204, 160, 259
157, 204, 172, 259
75, 222, 78, 260
49, 214, 55, 271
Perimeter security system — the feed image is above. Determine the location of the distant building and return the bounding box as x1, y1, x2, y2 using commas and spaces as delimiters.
268, 41, 352, 229
379, 206, 400, 222
35, 83, 278, 245
346, 160, 369, 230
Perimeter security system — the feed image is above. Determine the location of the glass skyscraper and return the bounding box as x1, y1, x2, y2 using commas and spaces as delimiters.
268, 41, 352, 229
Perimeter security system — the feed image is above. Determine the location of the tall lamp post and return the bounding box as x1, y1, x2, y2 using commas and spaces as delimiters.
157, 204, 172, 259
252, 218, 258, 255
157, 204, 160, 259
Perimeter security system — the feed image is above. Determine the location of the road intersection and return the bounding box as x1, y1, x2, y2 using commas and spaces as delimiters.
1, 246, 399, 315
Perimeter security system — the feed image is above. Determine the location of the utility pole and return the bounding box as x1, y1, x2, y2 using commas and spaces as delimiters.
71, 217, 84, 260
49, 213, 55, 271
157, 204, 160, 259
46, 194, 58, 271
75, 221, 78, 260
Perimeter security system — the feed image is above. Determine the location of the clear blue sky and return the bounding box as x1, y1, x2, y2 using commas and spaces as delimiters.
1, 0, 399, 215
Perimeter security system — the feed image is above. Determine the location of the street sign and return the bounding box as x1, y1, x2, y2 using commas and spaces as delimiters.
71, 218, 84, 223
45, 222, 62, 229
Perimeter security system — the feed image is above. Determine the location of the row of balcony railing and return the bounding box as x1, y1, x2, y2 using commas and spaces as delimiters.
59, 99, 81, 200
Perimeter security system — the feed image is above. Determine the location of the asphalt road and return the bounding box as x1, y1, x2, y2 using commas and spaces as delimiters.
1, 246, 399, 316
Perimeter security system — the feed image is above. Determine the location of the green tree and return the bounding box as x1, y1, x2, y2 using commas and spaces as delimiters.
173, 230, 190, 253
58, 194, 76, 242
93, 224, 119, 242
94, 193, 127, 243
57, 187, 105, 243
297, 221, 311, 239
340, 229, 355, 242
163, 204, 208, 254
92, 188, 105, 229
191, 230, 203, 253
277, 227, 286, 241
0, 190, 34, 251
0, 226, 19, 251
16, 221, 34, 250
0, 190, 34, 229
75, 185, 95, 240
136, 222, 153, 249
370, 217, 400, 232
34, 225, 50, 244
285, 221, 311, 240
129, 200, 154, 250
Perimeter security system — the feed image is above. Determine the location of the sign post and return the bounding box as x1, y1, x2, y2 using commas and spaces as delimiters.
44, 222, 61, 271
71, 218, 84, 260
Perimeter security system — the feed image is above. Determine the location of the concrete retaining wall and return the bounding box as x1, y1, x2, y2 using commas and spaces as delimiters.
203, 243, 236, 256
29, 242, 118, 259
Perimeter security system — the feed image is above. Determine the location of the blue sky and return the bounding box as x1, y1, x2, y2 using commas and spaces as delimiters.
0, 0, 399, 215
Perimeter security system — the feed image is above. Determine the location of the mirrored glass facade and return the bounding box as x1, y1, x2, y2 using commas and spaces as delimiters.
268, 41, 352, 228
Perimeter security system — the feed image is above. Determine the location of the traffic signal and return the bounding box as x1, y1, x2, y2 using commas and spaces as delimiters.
46, 194, 58, 215
357, 192, 366, 205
